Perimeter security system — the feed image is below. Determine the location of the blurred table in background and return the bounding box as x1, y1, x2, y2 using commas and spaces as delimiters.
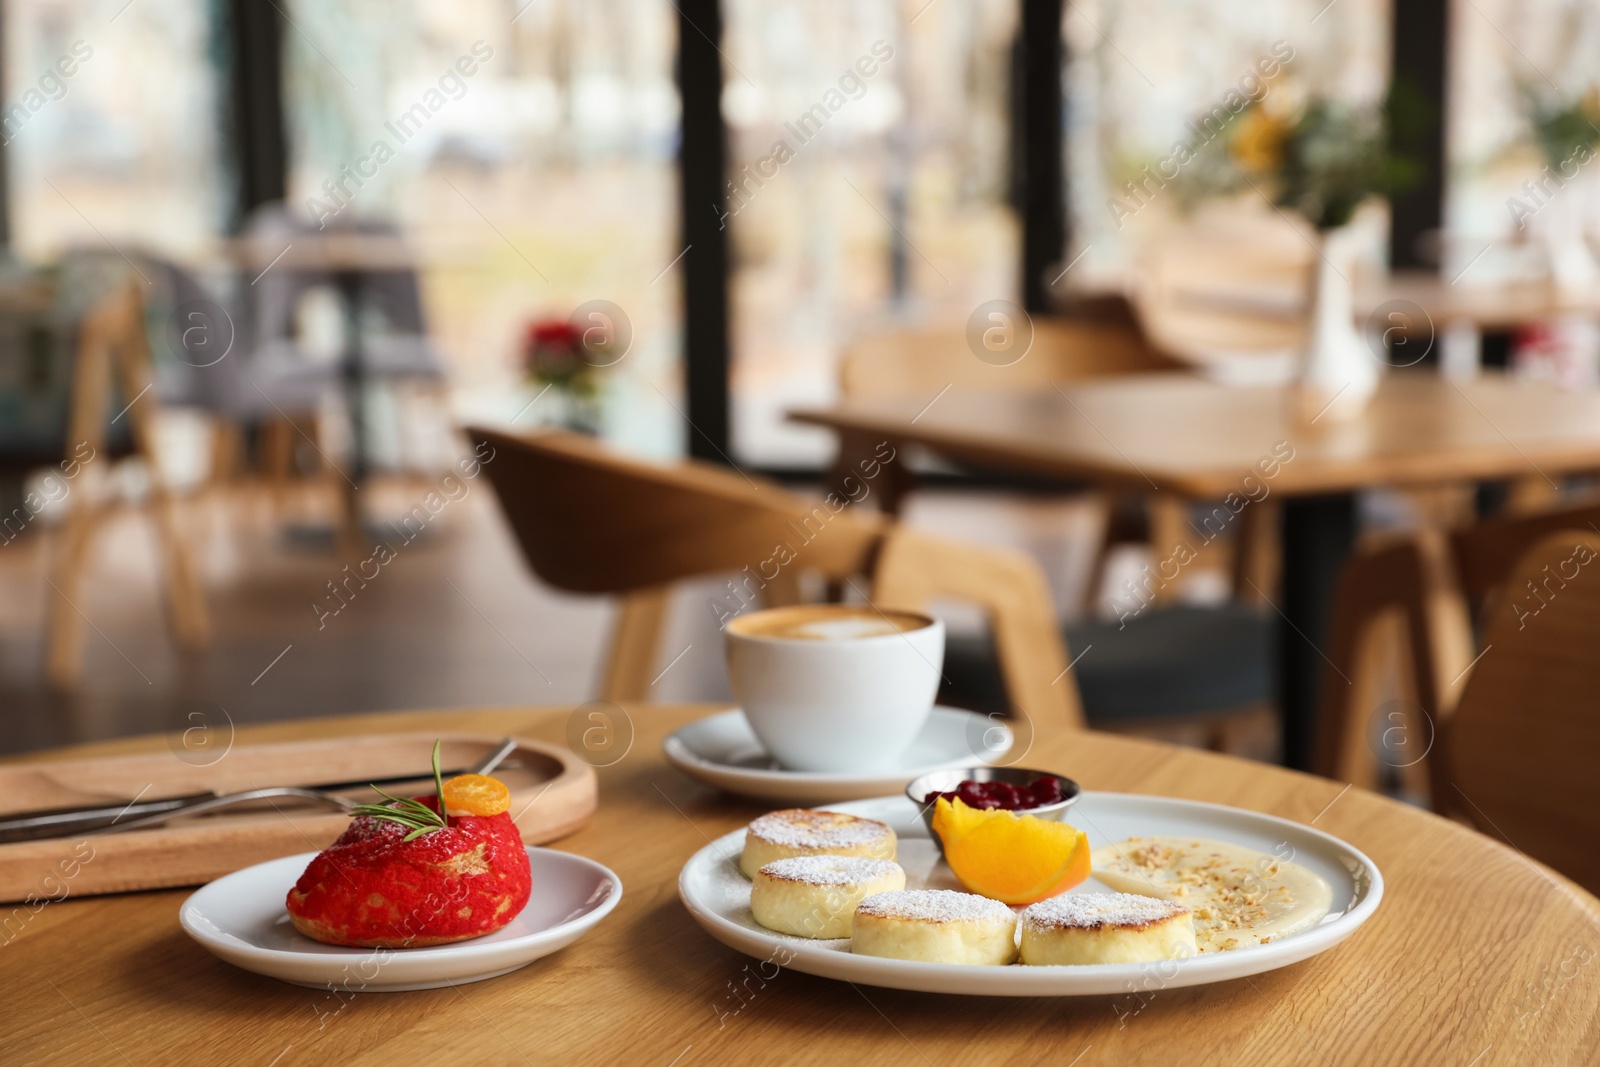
794, 370, 1600, 770
1364, 270, 1600, 331
1138, 266, 1600, 384
1359, 271, 1600, 380
225, 231, 446, 555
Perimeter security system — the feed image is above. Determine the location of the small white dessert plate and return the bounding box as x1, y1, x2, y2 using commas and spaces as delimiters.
662, 706, 1012, 804
180, 846, 622, 991
678, 794, 1382, 996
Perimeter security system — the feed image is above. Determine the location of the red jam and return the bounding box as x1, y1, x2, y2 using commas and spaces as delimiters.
923, 777, 1066, 811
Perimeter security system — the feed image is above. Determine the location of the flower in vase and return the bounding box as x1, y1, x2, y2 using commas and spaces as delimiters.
523, 318, 599, 399
521, 316, 605, 433
1178, 78, 1425, 233
1229, 106, 1289, 175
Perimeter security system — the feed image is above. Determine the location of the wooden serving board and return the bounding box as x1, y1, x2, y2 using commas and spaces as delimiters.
0, 733, 596, 904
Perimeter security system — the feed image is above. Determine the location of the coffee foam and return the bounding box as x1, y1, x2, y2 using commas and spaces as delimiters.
728, 606, 930, 641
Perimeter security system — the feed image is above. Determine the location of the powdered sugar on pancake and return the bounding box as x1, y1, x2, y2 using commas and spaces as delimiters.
856, 889, 1014, 925
759, 856, 903, 886
1022, 892, 1187, 931
746, 810, 893, 850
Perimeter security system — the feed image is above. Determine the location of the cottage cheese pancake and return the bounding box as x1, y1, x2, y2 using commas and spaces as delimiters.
851, 889, 1019, 965
739, 809, 897, 878
1019, 892, 1195, 965
750, 856, 905, 939
1091, 837, 1332, 952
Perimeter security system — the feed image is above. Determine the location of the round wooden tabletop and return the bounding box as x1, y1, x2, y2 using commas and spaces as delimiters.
6, 706, 1598, 1066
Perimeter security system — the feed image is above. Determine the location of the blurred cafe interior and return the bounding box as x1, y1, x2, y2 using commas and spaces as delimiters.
4, 0, 1600, 1059
7, 0, 1600, 826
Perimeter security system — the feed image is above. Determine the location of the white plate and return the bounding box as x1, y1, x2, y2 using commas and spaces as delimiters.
180, 847, 622, 991
662, 706, 1012, 805
678, 794, 1382, 996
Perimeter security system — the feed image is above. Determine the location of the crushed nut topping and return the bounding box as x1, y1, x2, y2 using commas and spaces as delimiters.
1092, 837, 1330, 954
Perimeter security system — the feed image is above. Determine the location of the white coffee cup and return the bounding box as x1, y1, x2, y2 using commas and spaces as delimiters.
724, 604, 945, 773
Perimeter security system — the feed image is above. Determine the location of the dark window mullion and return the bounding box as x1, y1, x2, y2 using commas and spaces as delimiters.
222, 0, 288, 234
1016, 0, 1065, 313
1388, 0, 1448, 272
675, 0, 731, 463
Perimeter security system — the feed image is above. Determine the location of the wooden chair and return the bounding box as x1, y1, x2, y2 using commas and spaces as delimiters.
836, 314, 1281, 606
45, 281, 210, 687
838, 318, 1182, 400
1312, 530, 1473, 798
1445, 499, 1600, 619
465, 427, 1082, 731
1129, 225, 1311, 383
833, 317, 1182, 522
835, 317, 1277, 754
1314, 499, 1600, 804
1445, 531, 1600, 894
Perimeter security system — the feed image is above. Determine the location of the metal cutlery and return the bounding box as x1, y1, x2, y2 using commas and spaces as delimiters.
0, 737, 520, 842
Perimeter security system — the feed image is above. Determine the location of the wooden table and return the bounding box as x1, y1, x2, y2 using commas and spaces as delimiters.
1142, 269, 1595, 381
1365, 270, 1600, 333
792, 370, 1600, 769
1361, 271, 1600, 378
7, 705, 1599, 1066
1183, 270, 1600, 335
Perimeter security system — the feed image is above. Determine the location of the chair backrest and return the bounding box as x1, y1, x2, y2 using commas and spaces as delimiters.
1137, 230, 1314, 319
0, 271, 68, 468
1447, 531, 1600, 894
1312, 530, 1474, 793
244, 206, 429, 342
466, 427, 884, 596
1130, 226, 1313, 381
243, 203, 337, 348
1449, 500, 1600, 608
1313, 498, 1600, 800
136, 255, 238, 411
838, 318, 1182, 399
465, 426, 1083, 729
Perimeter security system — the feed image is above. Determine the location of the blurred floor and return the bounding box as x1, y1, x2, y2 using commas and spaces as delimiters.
0, 482, 614, 757
0, 477, 1271, 760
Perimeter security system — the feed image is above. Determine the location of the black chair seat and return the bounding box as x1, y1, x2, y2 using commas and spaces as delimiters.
941, 604, 1275, 724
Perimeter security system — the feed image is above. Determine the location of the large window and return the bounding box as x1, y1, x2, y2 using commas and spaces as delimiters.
282, 0, 683, 456
1446, 0, 1600, 282
5, 0, 225, 260
723, 0, 1019, 467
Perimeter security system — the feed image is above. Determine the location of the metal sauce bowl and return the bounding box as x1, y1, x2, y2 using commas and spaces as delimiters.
905, 766, 1082, 856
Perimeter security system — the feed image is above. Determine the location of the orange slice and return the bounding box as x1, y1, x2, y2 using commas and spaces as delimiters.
931, 796, 1090, 905
441, 774, 511, 817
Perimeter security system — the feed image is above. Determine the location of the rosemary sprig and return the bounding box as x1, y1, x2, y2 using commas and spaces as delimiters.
431, 738, 447, 818
349, 740, 452, 841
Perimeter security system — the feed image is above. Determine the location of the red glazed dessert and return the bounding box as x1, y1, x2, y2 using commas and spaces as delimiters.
287, 771, 532, 948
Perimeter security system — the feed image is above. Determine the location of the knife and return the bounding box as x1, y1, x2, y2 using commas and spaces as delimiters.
0, 738, 519, 844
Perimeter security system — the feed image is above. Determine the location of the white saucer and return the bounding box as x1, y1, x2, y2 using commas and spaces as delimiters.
678, 794, 1382, 996
179, 847, 622, 991
662, 706, 1012, 804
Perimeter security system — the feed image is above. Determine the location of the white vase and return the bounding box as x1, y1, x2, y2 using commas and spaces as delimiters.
1294, 225, 1379, 423
1543, 183, 1600, 296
